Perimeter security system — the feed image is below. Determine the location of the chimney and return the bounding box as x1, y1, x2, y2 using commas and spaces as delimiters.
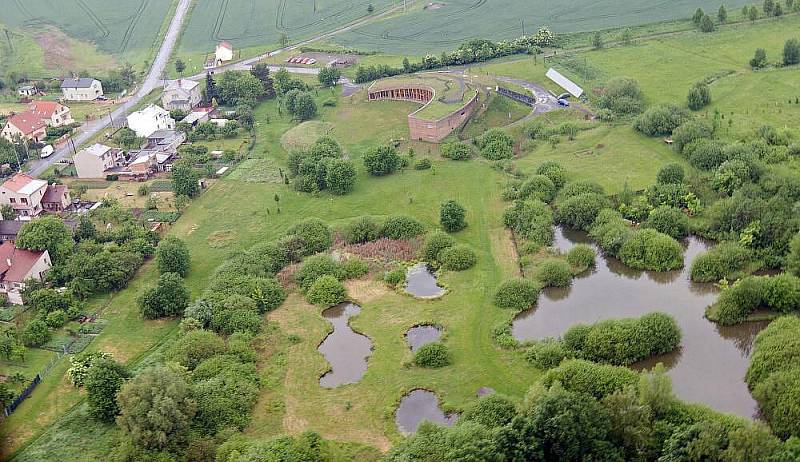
6, 258, 11, 267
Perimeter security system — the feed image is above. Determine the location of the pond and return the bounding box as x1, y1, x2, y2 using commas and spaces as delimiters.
396, 389, 458, 434
405, 325, 443, 352
318, 302, 372, 388
512, 227, 770, 418
405, 263, 445, 298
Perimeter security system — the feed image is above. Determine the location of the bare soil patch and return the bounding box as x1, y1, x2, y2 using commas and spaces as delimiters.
34, 28, 74, 70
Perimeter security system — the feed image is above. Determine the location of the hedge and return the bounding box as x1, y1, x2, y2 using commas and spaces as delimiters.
305, 275, 347, 306
541, 359, 639, 399
494, 279, 540, 310
438, 245, 477, 271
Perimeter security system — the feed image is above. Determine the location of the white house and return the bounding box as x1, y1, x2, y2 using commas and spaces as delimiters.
74, 143, 126, 178
215, 41, 234, 63
0, 173, 48, 218
60, 78, 104, 101
0, 242, 52, 304
28, 101, 74, 127
126, 104, 175, 138
17, 85, 38, 97
162, 79, 202, 112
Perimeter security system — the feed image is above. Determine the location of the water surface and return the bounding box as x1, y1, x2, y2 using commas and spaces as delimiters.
396, 389, 458, 434
318, 303, 372, 388
405, 263, 445, 298
512, 227, 769, 417
405, 325, 443, 352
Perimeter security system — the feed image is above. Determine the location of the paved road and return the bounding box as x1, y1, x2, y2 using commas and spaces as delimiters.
27, 0, 193, 177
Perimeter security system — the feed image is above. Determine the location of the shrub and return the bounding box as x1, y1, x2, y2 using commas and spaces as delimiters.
713, 277, 765, 325
22, 319, 51, 346
566, 245, 596, 271
305, 275, 347, 306
479, 129, 514, 160
763, 274, 800, 313
156, 237, 190, 277
618, 229, 684, 271
294, 255, 340, 291
413, 342, 451, 368
440, 200, 466, 232
537, 259, 573, 287
560, 181, 605, 199
672, 119, 714, 153
556, 193, 612, 231
167, 330, 226, 370
363, 145, 401, 176
686, 139, 729, 170
536, 162, 567, 188
589, 209, 633, 256
712, 159, 759, 195
494, 279, 540, 309
325, 159, 357, 195
503, 200, 554, 245
541, 359, 639, 399
753, 368, 800, 439
518, 175, 556, 202
380, 215, 425, 239
690, 242, 752, 282
45, 310, 67, 328
687, 82, 711, 111
597, 77, 644, 115
525, 339, 573, 369
423, 231, 456, 262
788, 233, 800, 277
339, 258, 369, 279
344, 216, 380, 244
414, 158, 432, 170
460, 394, 516, 428
440, 141, 473, 160
643, 206, 689, 239
746, 316, 800, 388
283, 219, 332, 258
384, 267, 406, 286
657, 163, 685, 184
633, 104, 690, 136
137, 272, 190, 319
438, 245, 477, 271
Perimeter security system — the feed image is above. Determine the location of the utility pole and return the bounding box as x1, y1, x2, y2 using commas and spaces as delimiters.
521, 19, 525, 36
70, 138, 77, 155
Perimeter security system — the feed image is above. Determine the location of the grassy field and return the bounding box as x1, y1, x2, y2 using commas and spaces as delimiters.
1, 0, 176, 77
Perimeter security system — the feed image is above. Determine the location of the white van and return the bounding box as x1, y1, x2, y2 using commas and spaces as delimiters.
40, 145, 55, 158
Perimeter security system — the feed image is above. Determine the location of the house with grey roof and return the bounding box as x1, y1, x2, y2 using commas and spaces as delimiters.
60, 77, 104, 101
162, 79, 201, 112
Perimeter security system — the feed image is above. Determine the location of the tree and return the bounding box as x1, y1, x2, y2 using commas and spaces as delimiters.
687, 82, 711, 110
16, 216, 73, 263
204, 73, 218, 104
440, 200, 467, 232
657, 163, 685, 184
216, 71, 265, 107
764, 0, 775, 15
86, 357, 130, 422
174, 59, 185, 75
137, 272, 190, 319
156, 237, 190, 277
749, 5, 759, 21
249, 63, 276, 98
693, 7, 705, 24
0, 204, 17, 220
784, 38, 800, 65
305, 275, 347, 306
324, 159, 356, 195
21, 319, 51, 346
718, 4, 728, 22
363, 145, 401, 176
700, 14, 716, 32
367, 3, 374, 13
291, 92, 317, 120
751, 48, 768, 68
116, 366, 196, 449
171, 160, 200, 198
166, 329, 226, 370
592, 32, 603, 49
318, 67, 342, 87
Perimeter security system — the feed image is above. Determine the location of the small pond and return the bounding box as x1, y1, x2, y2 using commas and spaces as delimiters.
512, 227, 770, 418
405, 263, 445, 298
318, 302, 372, 388
396, 389, 458, 434
405, 325, 443, 352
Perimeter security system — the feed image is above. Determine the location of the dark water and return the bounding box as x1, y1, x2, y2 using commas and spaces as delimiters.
318, 303, 372, 388
405, 325, 443, 352
512, 227, 770, 418
396, 389, 459, 434
405, 263, 445, 298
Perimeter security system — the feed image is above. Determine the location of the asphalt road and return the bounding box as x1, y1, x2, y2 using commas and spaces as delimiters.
27, 0, 193, 177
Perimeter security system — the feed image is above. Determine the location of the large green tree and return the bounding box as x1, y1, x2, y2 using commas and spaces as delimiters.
86, 357, 130, 422
155, 237, 190, 277
137, 272, 190, 319
171, 160, 200, 198
16, 216, 73, 263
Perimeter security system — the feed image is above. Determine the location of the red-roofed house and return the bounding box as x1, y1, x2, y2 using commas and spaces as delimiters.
42, 184, 72, 212
1, 112, 47, 143
29, 101, 74, 127
0, 173, 48, 217
0, 241, 51, 304
215, 41, 234, 63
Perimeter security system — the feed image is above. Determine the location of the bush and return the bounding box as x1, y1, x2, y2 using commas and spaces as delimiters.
156, 237, 190, 277
363, 145, 401, 176
589, 209, 633, 256
788, 233, 800, 277
556, 193, 612, 231
690, 242, 752, 282
536, 162, 567, 189
518, 175, 556, 202
633, 104, 691, 136
325, 159, 357, 195
686, 139, 729, 170
617, 229, 682, 271
494, 279, 540, 309
560, 181, 605, 199
384, 267, 406, 286
339, 258, 369, 279
687, 82, 711, 111
763, 274, 800, 313
294, 255, 340, 291
45, 310, 67, 328
541, 359, 639, 399
478, 129, 514, 160
643, 206, 689, 239
753, 368, 800, 439
413, 342, 451, 368
137, 272, 190, 319
380, 215, 425, 239
460, 394, 516, 428
305, 275, 347, 306
712, 276, 764, 325
672, 119, 714, 153
283, 218, 333, 259
22, 319, 51, 346
438, 245, 477, 271
167, 330, 226, 370
537, 259, 573, 287
440, 141, 473, 160
344, 216, 380, 244
423, 231, 456, 262
657, 163, 685, 184
566, 244, 596, 271
414, 158, 432, 170
440, 200, 466, 232
503, 200, 554, 245
525, 339, 573, 369
597, 77, 644, 115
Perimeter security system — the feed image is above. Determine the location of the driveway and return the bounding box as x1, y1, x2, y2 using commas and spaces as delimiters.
27, 0, 193, 177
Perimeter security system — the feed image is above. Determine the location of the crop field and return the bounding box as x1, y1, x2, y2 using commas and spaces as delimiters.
0, 0, 174, 76
332, 0, 752, 54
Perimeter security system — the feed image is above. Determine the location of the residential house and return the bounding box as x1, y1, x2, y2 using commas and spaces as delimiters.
0, 242, 52, 304
42, 184, 72, 212
125, 130, 186, 176
0, 173, 48, 217
29, 101, 74, 127
60, 78, 104, 101
1, 112, 47, 143
216, 41, 233, 63
0, 221, 24, 243
126, 104, 175, 138
73, 143, 126, 178
17, 85, 38, 97
162, 79, 202, 112
180, 107, 217, 126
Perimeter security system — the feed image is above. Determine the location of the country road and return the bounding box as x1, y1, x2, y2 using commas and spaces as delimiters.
26, 0, 193, 177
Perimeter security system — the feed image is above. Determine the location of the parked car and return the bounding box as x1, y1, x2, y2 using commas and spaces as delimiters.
557, 99, 570, 107
40, 145, 54, 158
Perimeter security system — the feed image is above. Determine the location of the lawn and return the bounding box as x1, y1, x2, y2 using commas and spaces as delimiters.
460, 90, 531, 139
